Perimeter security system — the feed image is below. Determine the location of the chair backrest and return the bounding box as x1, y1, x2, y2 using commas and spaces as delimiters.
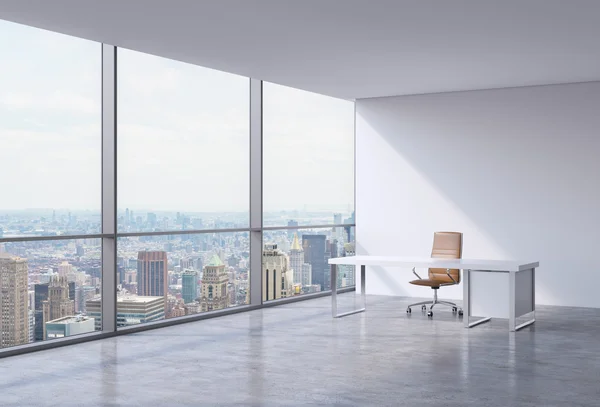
428, 232, 463, 284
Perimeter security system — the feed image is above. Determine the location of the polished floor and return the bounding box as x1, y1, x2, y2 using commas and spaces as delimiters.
1, 294, 599, 407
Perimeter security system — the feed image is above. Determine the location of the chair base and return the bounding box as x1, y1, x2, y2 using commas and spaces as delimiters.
406, 288, 462, 317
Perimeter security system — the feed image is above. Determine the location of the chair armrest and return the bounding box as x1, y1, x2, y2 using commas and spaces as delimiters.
412, 267, 422, 280
445, 268, 457, 284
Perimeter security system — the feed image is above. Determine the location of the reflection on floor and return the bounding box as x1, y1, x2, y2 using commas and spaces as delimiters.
1, 294, 600, 407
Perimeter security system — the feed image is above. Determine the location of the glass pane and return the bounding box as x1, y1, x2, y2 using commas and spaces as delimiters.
263, 82, 354, 227
0, 238, 102, 349
0, 21, 101, 234
262, 226, 354, 301
115, 232, 249, 327
117, 49, 249, 233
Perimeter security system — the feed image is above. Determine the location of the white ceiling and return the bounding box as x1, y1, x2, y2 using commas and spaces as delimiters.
1, 0, 600, 100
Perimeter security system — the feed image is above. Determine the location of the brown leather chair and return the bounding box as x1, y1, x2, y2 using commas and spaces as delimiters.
406, 232, 463, 318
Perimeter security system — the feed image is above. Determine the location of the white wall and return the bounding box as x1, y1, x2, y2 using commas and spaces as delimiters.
356, 82, 600, 307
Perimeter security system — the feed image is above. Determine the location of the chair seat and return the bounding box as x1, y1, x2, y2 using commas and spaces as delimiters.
409, 278, 449, 287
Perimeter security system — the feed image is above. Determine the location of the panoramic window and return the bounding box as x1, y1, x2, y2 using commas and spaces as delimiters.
0, 20, 356, 356
0, 20, 101, 350
263, 82, 355, 227
117, 49, 249, 233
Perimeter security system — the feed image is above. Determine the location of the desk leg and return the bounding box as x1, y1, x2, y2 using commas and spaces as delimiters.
464, 268, 492, 328
512, 268, 536, 331
331, 264, 337, 318
332, 264, 366, 318
463, 269, 470, 328
509, 270, 516, 332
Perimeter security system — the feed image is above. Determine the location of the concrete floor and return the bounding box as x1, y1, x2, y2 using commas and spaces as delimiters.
1, 294, 599, 407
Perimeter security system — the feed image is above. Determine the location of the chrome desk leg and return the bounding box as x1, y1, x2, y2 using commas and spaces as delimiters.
509, 270, 516, 332
332, 264, 366, 318
513, 268, 536, 331
464, 268, 491, 328
361, 265, 366, 310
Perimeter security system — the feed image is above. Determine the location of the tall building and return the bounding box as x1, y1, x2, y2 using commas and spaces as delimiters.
34, 281, 76, 341
86, 294, 165, 330
75, 285, 97, 314
28, 309, 35, 343
323, 239, 338, 291
262, 244, 293, 301
289, 233, 304, 287
302, 235, 327, 291
200, 254, 229, 312
0, 254, 29, 348
181, 270, 198, 304
302, 263, 312, 287
42, 276, 75, 340
287, 220, 298, 239
137, 251, 168, 309
333, 213, 343, 241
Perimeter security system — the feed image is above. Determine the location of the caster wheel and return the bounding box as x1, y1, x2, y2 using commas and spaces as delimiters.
421, 305, 427, 311
458, 310, 463, 316
452, 307, 457, 313
406, 308, 411, 313
427, 311, 433, 317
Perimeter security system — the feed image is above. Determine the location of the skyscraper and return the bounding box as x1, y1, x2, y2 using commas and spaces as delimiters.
302, 263, 312, 287
302, 235, 327, 290
287, 220, 298, 239
181, 269, 198, 304
137, 251, 168, 309
200, 254, 229, 312
289, 233, 304, 286
42, 276, 75, 340
333, 213, 343, 241
263, 244, 293, 301
34, 281, 76, 341
0, 253, 29, 348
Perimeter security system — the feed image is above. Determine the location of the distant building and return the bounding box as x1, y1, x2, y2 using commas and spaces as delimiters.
147, 212, 157, 228
181, 270, 198, 304
302, 263, 312, 287
137, 250, 168, 309
58, 261, 72, 278
45, 315, 95, 339
34, 281, 76, 341
333, 213, 343, 241
184, 302, 200, 315
305, 285, 322, 294
302, 235, 327, 291
262, 244, 293, 301
0, 253, 29, 348
200, 254, 229, 312
287, 220, 298, 239
28, 309, 35, 343
170, 306, 185, 318
42, 276, 75, 340
75, 286, 97, 314
86, 294, 165, 330
289, 233, 304, 287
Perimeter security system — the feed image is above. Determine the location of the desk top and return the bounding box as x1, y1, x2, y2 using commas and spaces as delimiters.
328, 256, 539, 272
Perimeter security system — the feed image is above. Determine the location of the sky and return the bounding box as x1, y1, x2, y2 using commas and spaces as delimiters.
0, 19, 354, 213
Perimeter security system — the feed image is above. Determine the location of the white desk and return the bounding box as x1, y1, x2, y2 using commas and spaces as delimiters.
328, 256, 539, 332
